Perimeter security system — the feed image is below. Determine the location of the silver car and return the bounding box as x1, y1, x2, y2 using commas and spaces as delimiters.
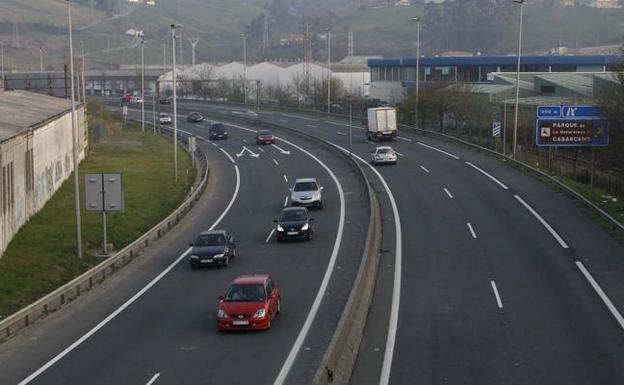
158, 113, 172, 124
371, 146, 398, 165
290, 178, 323, 210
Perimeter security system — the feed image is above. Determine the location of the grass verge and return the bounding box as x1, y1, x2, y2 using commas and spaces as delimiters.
0, 119, 196, 319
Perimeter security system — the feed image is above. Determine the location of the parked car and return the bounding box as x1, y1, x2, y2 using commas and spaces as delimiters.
209, 122, 228, 140
290, 178, 323, 209
158, 97, 172, 105
274, 207, 314, 242
189, 230, 236, 268
187, 111, 204, 123
371, 146, 398, 165
158, 113, 172, 124
255, 129, 276, 145
217, 274, 280, 331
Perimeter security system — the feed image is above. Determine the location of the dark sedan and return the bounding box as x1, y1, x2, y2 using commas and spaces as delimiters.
209, 122, 228, 140
187, 111, 205, 123
255, 129, 276, 145
189, 230, 236, 268
274, 207, 314, 242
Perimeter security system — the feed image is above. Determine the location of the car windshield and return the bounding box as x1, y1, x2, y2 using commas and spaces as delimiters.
280, 209, 307, 221
225, 284, 265, 302
211, 124, 224, 132
194, 233, 226, 246
294, 182, 318, 192
259, 130, 271, 136
377, 148, 392, 154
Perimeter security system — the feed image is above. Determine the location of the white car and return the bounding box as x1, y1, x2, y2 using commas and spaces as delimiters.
158, 113, 172, 124
131, 96, 144, 104
290, 178, 323, 209
371, 146, 398, 165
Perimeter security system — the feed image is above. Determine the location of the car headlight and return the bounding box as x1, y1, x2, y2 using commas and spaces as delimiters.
213, 253, 224, 259
217, 309, 228, 319
301, 223, 309, 231
253, 308, 266, 319
190, 255, 199, 259
277, 225, 284, 232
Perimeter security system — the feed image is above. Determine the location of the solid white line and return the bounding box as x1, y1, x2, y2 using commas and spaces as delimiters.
576, 261, 624, 331
283, 196, 289, 207
282, 113, 318, 122
272, 141, 346, 385
277, 119, 288, 123
467, 222, 477, 239
306, 124, 318, 128
220, 148, 236, 164
336, 131, 346, 136
257, 147, 265, 152
18, 165, 242, 385
146, 373, 161, 385
283, 174, 288, 183
397, 136, 412, 142
490, 281, 503, 309
514, 195, 569, 249
420, 166, 430, 173
465, 162, 509, 190
324, 120, 363, 130
443, 188, 453, 199
273, 159, 280, 166
327, 142, 402, 385
265, 229, 276, 244
417, 142, 460, 160
211, 142, 218, 147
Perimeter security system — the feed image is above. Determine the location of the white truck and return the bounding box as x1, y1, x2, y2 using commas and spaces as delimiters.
366, 107, 398, 141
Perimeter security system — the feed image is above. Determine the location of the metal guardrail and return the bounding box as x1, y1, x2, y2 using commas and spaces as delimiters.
0, 140, 209, 342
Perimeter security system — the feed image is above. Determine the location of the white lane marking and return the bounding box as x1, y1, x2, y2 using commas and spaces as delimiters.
366, 140, 376, 145
514, 195, 569, 249
283, 196, 289, 207
306, 124, 318, 128
271, 144, 291, 155
277, 119, 288, 123
283, 174, 288, 183
576, 261, 624, 331
265, 229, 276, 244
18, 165, 242, 385
220, 148, 236, 164
257, 147, 265, 152
465, 162, 509, 190
336, 131, 346, 136
417, 142, 460, 160
236, 146, 260, 158
443, 188, 454, 199
327, 142, 402, 385
211, 142, 218, 147
272, 141, 346, 385
195, 124, 203, 128
324, 120, 364, 130
397, 136, 412, 142
273, 159, 280, 166
490, 281, 503, 309
243, 139, 248, 143
146, 373, 161, 385
420, 166, 430, 173
467, 222, 477, 239
395, 151, 404, 157
282, 113, 318, 122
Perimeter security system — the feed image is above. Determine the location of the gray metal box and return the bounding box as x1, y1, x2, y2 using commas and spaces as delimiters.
85, 174, 104, 212
103, 173, 124, 212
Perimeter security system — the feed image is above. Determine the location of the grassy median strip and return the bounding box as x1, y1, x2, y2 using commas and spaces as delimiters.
0, 123, 196, 319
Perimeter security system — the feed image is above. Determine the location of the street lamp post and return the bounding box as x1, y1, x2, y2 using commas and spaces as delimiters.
141, 39, 145, 132
162, 38, 167, 70
411, 17, 421, 128
171, 24, 179, 182
81, 40, 86, 102
512, 0, 525, 160
241, 32, 247, 106
39, 46, 44, 73
67, 0, 82, 259
326, 29, 331, 115
0, 40, 4, 81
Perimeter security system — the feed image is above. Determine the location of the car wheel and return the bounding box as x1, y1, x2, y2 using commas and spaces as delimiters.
276, 236, 283, 243
190, 262, 197, 270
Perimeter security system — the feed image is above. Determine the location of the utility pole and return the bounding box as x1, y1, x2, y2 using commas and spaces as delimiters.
162, 38, 167, 70
1, 41, 5, 82
326, 29, 331, 115
39, 46, 44, 73
67, 0, 82, 259
513, 0, 525, 160
189, 37, 199, 66
171, 24, 179, 182
241, 32, 247, 106
411, 17, 421, 128
81, 40, 86, 102
179, 30, 183, 66
141, 39, 145, 132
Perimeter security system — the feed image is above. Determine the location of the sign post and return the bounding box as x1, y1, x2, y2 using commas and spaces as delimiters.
85, 173, 124, 255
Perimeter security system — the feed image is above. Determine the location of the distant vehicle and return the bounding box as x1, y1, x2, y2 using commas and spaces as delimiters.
120, 93, 134, 104
290, 178, 323, 209
158, 97, 172, 105
131, 96, 144, 104
189, 230, 236, 268
208, 122, 228, 140
187, 111, 204, 123
158, 113, 172, 124
366, 107, 397, 141
217, 274, 280, 331
274, 207, 314, 242
256, 129, 275, 145
371, 146, 398, 165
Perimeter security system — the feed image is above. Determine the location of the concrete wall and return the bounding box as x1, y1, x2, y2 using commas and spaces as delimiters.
0, 106, 87, 255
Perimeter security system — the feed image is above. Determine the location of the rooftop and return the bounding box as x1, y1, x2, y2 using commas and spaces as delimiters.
0, 90, 72, 142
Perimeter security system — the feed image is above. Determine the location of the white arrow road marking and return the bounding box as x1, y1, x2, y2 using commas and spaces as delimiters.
271, 144, 291, 155
236, 146, 260, 158
265, 229, 275, 244
146, 373, 161, 385
490, 281, 503, 308
467, 222, 477, 239
420, 166, 430, 173
273, 159, 280, 166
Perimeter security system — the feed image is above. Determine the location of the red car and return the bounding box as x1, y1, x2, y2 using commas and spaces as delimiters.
217, 274, 281, 331
255, 129, 276, 145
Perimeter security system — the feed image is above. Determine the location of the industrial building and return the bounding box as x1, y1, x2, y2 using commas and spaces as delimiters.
0, 87, 87, 256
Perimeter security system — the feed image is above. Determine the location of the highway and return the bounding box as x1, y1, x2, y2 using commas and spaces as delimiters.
0, 105, 371, 384
165, 100, 624, 385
